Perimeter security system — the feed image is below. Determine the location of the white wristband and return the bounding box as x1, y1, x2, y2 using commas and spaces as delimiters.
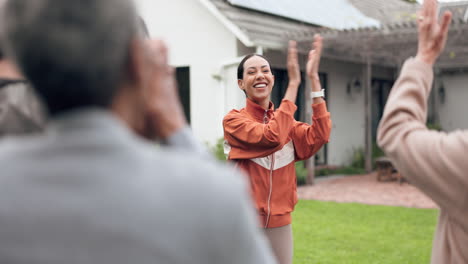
311, 89, 325, 98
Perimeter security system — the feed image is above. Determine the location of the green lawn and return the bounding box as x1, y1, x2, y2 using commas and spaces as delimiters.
292, 200, 439, 264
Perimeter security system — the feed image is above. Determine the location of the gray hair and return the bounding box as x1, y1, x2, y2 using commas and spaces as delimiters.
1, 0, 139, 115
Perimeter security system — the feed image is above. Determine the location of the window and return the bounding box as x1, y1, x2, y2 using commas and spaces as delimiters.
270, 68, 305, 121
371, 78, 393, 140
175, 67, 190, 123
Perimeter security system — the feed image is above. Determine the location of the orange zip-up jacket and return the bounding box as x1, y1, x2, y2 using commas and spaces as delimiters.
223, 98, 331, 228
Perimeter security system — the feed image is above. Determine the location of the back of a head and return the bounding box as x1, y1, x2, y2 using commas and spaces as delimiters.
1, 0, 139, 116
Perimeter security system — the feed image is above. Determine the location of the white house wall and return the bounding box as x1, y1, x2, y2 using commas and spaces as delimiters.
136, 0, 238, 144
319, 59, 366, 166
438, 73, 468, 131
223, 65, 246, 113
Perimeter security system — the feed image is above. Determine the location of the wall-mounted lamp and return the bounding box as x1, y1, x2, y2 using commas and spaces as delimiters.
438, 83, 446, 104
353, 79, 362, 93
346, 77, 362, 96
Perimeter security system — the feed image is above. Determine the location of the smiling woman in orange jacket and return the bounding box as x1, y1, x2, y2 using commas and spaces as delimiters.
223, 35, 332, 264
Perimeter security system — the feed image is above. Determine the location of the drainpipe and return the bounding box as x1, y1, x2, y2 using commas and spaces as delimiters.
364, 53, 373, 173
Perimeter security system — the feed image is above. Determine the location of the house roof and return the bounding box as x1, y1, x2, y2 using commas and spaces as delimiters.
439, 1, 468, 21
226, 0, 380, 30
348, 0, 419, 25
307, 2, 468, 68
206, 0, 316, 49
202, 0, 468, 69
204, 0, 421, 50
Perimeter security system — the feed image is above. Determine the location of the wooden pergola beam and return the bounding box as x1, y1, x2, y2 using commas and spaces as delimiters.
295, 21, 468, 70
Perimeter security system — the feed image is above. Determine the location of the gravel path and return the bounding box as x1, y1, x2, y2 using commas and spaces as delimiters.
297, 173, 438, 209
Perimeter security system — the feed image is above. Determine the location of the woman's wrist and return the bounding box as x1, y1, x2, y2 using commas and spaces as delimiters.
415, 53, 435, 66
283, 84, 299, 104
308, 73, 319, 81
311, 80, 322, 92
308, 74, 321, 91
312, 97, 325, 104
286, 82, 299, 94
288, 80, 300, 88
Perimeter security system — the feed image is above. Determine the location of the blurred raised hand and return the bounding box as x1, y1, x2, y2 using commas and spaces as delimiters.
287, 40, 301, 87
306, 34, 323, 93
416, 0, 452, 66
283, 40, 301, 104
143, 39, 186, 140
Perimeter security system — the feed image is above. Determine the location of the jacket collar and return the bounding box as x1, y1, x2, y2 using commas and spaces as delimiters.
245, 98, 274, 122
49, 107, 137, 144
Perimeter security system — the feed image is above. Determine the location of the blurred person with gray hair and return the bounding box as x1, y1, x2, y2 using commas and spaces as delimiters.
0, 0, 275, 263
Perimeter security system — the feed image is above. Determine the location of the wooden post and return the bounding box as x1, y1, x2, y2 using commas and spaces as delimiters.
306, 158, 315, 185
305, 58, 315, 185
364, 54, 373, 173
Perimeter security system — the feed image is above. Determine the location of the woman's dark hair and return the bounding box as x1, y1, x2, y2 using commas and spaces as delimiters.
237, 53, 269, 80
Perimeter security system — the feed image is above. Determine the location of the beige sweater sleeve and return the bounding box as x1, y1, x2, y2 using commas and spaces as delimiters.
377, 58, 468, 224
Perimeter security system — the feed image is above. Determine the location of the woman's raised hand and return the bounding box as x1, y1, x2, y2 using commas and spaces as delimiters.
306, 35, 322, 79
144, 39, 186, 140
287, 40, 301, 87
283, 40, 301, 104
306, 34, 323, 93
416, 0, 452, 66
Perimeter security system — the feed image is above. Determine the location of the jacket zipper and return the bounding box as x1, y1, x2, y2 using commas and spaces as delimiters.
263, 110, 274, 228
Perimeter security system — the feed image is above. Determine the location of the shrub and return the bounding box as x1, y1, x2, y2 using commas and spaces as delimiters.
295, 161, 308, 185
427, 122, 442, 131
208, 138, 227, 161
350, 147, 365, 169
349, 143, 385, 171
